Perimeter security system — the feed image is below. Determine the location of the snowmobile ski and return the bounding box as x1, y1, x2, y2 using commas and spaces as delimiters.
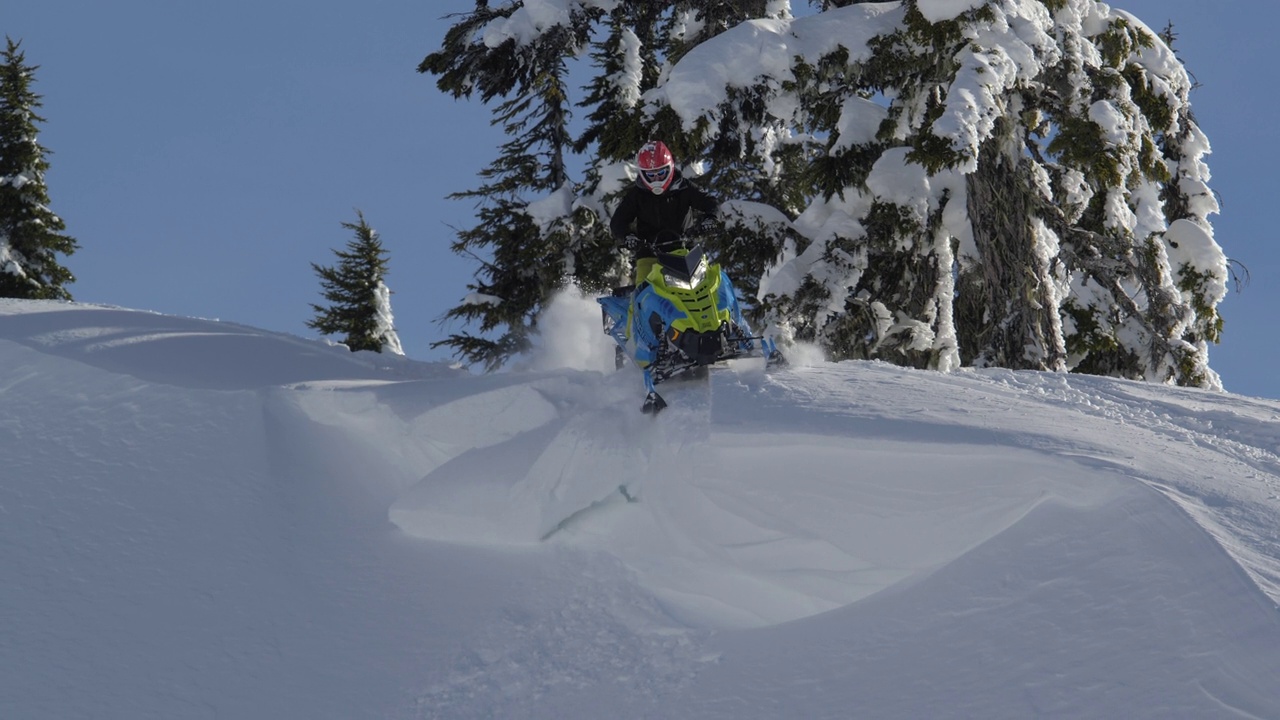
642, 391, 667, 414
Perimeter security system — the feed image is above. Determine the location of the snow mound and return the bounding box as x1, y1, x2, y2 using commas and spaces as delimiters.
5, 299, 1280, 718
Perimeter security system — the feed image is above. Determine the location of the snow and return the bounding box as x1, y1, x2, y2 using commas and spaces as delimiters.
648, 4, 906, 134
482, 0, 618, 48
483, 0, 572, 48
523, 184, 576, 234
4, 297, 1280, 718
373, 280, 404, 356
461, 291, 502, 307
927, 1, 1058, 172
866, 147, 965, 225
0, 241, 25, 279
832, 95, 888, 151
613, 27, 644, 109
1166, 218, 1226, 279
915, 0, 988, 23
720, 198, 793, 229
1, 171, 32, 189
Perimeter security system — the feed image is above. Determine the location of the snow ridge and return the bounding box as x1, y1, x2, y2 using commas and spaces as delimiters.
3, 299, 1279, 718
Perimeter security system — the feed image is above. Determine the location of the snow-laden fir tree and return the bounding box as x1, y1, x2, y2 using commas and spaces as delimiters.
423, 1, 811, 369
657, 0, 1225, 387
0, 38, 77, 300
307, 211, 404, 355
647, 0, 812, 313
422, 1, 613, 371
575, 3, 662, 166
571, 2, 664, 293
424, 0, 1225, 388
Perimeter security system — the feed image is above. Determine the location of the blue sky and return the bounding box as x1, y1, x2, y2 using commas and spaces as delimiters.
6, 1, 1278, 399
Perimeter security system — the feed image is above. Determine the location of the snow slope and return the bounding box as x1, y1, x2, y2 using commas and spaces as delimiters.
2, 297, 1279, 719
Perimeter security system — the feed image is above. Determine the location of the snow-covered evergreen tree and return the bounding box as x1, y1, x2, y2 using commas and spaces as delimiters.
648, 0, 810, 313
1041, 6, 1225, 387
576, 4, 661, 165
424, 1, 813, 369
424, 0, 1225, 387
0, 38, 77, 300
568, 4, 662, 296
422, 1, 608, 370
307, 211, 404, 355
672, 0, 1227, 387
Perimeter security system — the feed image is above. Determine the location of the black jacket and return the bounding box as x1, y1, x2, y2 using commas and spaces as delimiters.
610, 171, 719, 255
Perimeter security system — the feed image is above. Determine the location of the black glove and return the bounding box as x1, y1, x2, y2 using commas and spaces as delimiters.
693, 215, 717, 236
621, 234, 640, 250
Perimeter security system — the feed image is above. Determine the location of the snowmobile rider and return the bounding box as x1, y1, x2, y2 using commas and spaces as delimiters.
609, 140, 720, 288
607, 139, 721, 392
606, 140, 775, 412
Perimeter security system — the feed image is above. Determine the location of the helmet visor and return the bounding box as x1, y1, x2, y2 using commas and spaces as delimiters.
641, 166, 671, 184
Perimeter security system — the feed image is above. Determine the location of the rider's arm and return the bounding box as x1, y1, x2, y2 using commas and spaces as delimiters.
688, 185, 720, 217
683, 185, 720, 235
610, 190, 640, 240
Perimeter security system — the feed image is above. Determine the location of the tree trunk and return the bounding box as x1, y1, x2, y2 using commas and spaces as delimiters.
964, 133, 1064, 371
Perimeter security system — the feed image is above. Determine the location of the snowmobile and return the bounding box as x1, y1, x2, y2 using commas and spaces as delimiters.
597, 236, 781, 413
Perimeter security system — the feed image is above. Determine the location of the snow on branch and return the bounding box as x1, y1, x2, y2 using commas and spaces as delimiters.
646, 3, 905, 136
482, 0, 618, 48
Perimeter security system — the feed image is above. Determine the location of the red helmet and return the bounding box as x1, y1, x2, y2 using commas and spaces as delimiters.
637, 140, 675, 195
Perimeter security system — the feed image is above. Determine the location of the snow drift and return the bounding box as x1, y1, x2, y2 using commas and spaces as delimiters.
2, 298, 1279, 719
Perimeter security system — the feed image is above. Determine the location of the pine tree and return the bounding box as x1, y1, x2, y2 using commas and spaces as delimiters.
307, 211, 404, 355
575, 4, 662, 165
423, 2, 824, 371
648, 0, 809, 312
422, 2, 824, 370
424, 1, 1225, 388
422, 2, 604, 370
1045, 11, 1225, 387
573, 2, 665, 292
728, 0, 1226, 387
0, 37, 76, 300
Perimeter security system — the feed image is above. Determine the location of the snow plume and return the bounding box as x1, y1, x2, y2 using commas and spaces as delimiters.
779, 339, 826, 367
528, 284, 616, 372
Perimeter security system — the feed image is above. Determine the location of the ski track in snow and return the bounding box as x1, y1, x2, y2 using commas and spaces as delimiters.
4, 300, 1280, 718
